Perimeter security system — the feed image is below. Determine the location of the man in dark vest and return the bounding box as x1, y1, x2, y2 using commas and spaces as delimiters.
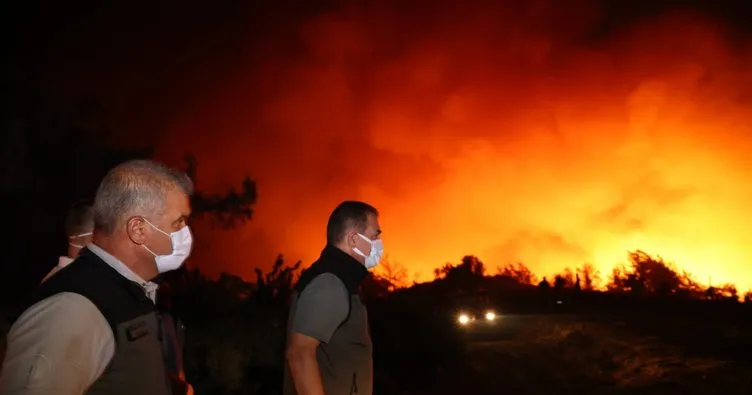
284, 201, 384, 395
0, 159, 194, 394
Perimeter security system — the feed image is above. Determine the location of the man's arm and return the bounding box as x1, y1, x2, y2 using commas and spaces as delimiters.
286, 273, 349, 395
287, 333, 325, 395
0, 292, 115, 395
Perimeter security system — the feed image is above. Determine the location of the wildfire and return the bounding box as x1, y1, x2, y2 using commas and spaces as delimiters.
150, 2, 752, 292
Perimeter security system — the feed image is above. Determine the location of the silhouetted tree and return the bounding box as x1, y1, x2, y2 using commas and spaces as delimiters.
606, 251, 700, 297
460, 255, 486, 276
679, 270, 702, 292
435, 255, 486, 291
185, 155, 257, 228
538, 277, 551, 292
376, 255, 408, 290
576, 263, 601, 291
553, 275, 567, 291
174, 255, 304, 394
219, 273, 254, 301
607, 266, 625, 293
562, 267, 575, 287
705, 283, 739, 301
551, 267, 575, 289
433, 263, 454, 279
632, 251, 682, 294
743, 291, 752, 303
497, 262, 538, 285
252, 254, 302, 303
672, 273, 703, 299
361, 274, 393, 300
458, 256, 485, 277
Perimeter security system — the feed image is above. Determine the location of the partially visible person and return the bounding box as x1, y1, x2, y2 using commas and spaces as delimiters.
40, 203, 94, 284
0, 159, 194, 395
284, 200, 384, 395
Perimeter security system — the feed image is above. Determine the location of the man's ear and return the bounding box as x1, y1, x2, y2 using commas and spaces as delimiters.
345, 231, 358, 248
126, 217, 149, 245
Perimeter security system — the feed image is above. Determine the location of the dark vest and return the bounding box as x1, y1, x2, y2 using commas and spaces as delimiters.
24, 248, 172, 395
158, 311, 185, 376
284, 245, 373, 395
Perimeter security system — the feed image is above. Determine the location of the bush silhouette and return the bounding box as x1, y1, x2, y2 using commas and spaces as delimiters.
607, 250, 701, 297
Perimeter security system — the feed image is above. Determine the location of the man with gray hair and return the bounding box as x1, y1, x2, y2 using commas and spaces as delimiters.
1, 159, 195, 395
40, 202, 95, 284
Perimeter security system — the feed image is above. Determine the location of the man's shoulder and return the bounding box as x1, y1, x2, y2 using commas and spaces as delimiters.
27, 292, 101, 315
12, 265, 104, 326
33, 261, 117, 308
290, 274, 351, 342
37, 254, 108, 293
2, 292, 116, 394
293, 274, 350, 318
310, 272, 347, 287
25, 256, 154, 337
10, 292, 106, 336
297, 273, 348, 300
295, 259, 344, 291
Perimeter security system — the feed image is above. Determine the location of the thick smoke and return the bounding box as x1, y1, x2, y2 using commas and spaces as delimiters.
160, 2, 752, 290
14, 1, 752, 288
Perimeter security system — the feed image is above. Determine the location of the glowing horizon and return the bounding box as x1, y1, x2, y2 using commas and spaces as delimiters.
141, 3, 752, 293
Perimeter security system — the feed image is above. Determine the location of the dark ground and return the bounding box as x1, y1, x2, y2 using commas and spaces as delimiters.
428, 313, 752, 395
3, 305, 752, 394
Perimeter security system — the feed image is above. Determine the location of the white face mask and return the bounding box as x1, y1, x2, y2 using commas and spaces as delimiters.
68, 232, 93, 249
142, 219, 193, 273
353, 233, 384, 269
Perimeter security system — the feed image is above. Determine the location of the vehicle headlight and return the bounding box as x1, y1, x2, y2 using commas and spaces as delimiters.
485, 311, 496, 321
457, 314, 470, 325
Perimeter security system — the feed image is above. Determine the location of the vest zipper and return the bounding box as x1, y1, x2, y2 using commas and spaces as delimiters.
350, 372, 358, 394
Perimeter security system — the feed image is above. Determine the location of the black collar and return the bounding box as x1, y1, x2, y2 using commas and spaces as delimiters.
293, 244, 370, 295
319, 244, 370, 286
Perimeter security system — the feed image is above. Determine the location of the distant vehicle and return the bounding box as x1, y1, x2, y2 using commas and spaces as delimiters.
449, 290, 499, 329
455, 309, 498, 327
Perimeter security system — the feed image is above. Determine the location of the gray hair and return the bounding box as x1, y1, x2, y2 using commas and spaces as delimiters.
93, 159, 194, 235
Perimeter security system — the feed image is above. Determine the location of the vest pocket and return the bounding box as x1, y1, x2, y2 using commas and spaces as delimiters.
350, 372, 358, 394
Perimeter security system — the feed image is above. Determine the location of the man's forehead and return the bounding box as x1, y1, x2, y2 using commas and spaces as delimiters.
177, 202, 192, 219
166, 191, 191, 217
179, 195, 192, 213
168, 189, 190, 206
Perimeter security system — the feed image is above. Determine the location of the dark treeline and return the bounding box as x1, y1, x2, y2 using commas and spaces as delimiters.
145, 249, 752, 394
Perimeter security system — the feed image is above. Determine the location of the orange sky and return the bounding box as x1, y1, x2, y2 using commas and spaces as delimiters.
136, 2, 752, 290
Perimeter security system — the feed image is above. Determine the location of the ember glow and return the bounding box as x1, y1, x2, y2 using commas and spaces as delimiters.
42, 2, 751, 290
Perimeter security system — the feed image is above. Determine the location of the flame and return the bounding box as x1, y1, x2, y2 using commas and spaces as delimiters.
137, 2, 752, 291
